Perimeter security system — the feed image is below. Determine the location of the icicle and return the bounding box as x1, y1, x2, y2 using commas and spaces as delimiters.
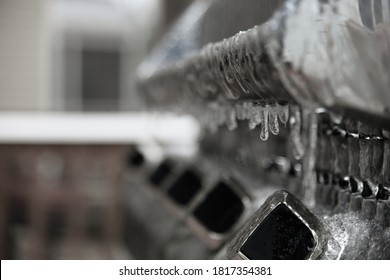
260, 105, 269, 141
269, 104, 280, 135
235, 103, 246, 120
242, 101, 252, 120
215, 105, 226, 126
277, 102, 289, 125
329, 112, 343, 125
248, 102, 261, 130
226, 107, 238, 131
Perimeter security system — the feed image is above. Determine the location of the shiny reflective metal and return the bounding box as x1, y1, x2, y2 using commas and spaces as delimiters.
227, 191, 327, 260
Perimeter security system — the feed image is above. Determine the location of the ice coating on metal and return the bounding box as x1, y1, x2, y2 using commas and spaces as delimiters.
138, 21, 292, 111
322, 212, 390, 259
138, 0, 390, 124
267, 0, 390, 118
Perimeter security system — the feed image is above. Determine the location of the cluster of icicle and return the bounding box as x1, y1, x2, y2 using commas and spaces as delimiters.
140, 25, 292, 112
196, 100, 289, 141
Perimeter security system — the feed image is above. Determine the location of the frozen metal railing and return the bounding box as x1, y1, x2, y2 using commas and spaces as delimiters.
138, 0, 390, 128
138, 18, 293, 109
136, 0, 390, 260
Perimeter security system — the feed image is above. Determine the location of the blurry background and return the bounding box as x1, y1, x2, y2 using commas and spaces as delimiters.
0, 0, 195, 259
0, 0, 194, 112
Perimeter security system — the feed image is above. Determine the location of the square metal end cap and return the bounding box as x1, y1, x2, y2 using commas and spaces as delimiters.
227, 191, 326, 260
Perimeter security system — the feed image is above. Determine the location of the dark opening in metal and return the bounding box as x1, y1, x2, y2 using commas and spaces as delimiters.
168, 169, 202, 205
127, 148, 144, 167
193, 181, 244, 233
240, 204, 315, 260
149, 159, 174, 187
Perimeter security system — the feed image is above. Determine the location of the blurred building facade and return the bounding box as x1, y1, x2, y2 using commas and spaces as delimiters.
0, 0, 195, 260
0, 144, 131, 259
0, 0, 193, 112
